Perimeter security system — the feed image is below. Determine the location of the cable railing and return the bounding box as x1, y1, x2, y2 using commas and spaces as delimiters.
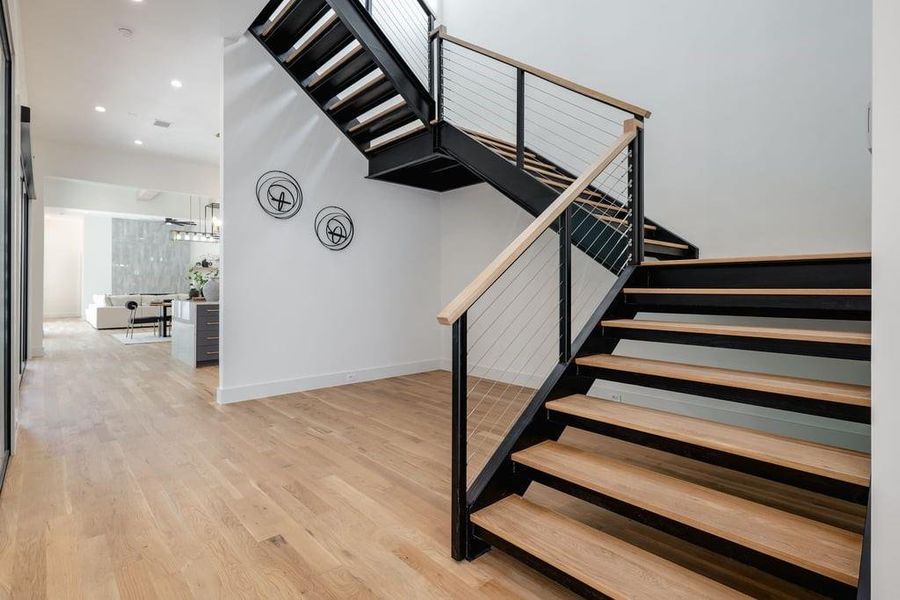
437, 121, 644, 560
362, 0, 434, 91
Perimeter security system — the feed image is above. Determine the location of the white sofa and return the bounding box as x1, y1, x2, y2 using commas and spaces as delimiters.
85, 293, 190, 330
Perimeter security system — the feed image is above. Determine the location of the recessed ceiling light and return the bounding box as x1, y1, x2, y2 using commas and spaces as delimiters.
94, 106, 107, 113
134, 139, 144, 146
170, 79, 183, 89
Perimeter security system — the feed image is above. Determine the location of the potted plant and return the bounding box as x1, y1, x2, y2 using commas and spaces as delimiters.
188, 257, 220, 301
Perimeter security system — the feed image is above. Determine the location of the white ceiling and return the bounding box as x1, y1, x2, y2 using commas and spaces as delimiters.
19, 0, 263, 165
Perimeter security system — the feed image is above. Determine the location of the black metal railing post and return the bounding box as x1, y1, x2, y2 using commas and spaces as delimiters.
365, 0, 372, 13
428, 14, 435, 100
629, 123, 645, 265
516, 68, 525, 168
451, 313, 468, 561
559, 207, 572, 362
436, 33, 444, 120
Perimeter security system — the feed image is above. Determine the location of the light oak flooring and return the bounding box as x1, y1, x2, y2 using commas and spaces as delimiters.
0, 320, 864, 599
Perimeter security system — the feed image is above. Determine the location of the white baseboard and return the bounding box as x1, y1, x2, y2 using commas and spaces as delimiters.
216, 359, 444, 404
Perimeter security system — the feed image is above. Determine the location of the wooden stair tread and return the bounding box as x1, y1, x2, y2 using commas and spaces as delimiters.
540, 178, 621, 205
306, 43, 364, 87
471, 495, 750, 599
645, 239, 690, 250
546, 395, 870, 486
364, 122, 426, 152
488, 145, 555, 170
464, 129, 538, 158
574, 354, 870, 406
328, 73, 386, 111
641, 252, 872, 267
282, 12, 339, 64
512, 441, 862, 586
348, 99, 406, 132
595, 214, 657, 231
602, 319, 871, 346
623, 287, 872, 296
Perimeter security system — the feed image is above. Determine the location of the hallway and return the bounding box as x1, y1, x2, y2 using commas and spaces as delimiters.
0, 320, 576, 599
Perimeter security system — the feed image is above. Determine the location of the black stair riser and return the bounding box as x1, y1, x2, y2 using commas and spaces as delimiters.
308, 53, 377, 102
331, 80, 399, 125
639, 260, 871, 289
574, 364, 871, 424
349, 108, 418, 145
263, 0, 330, 55
599, 327, 871, 360
287, 23, 354, 81
472, 525, 611, 600
546, 410, 869, 504
517, 466, 859, 600
624, 294, 871, 321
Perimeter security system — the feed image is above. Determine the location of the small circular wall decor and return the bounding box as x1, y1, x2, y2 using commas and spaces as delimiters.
315, 206, 354, 251
256, 170, 302, 219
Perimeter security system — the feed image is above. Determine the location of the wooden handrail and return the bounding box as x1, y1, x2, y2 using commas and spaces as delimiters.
436, 120, 641, 326
431, 27, 651, 119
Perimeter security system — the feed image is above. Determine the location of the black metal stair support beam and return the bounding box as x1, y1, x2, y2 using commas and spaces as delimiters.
325, 0, 434, 124
600, 325, 871, 361
629, 123, 644, 265
451, 314, 471, 561
574, 363, 871, 423
546, 408, 869, 504
438, 123, 628, 272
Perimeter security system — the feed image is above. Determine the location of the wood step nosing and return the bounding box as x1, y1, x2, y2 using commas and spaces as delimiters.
601, 319, 872, 346
545, 395, 870, 488
574, 354, 870, 407
471, 495, 752, 599
513, 442, 862, 588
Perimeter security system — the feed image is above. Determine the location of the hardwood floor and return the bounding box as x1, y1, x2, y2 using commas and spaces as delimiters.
0, 320, 864, 599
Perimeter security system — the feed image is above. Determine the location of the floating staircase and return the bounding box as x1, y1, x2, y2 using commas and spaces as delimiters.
248, 2, 870, 597
449, 252, 871, 599
250, 0, 697, 266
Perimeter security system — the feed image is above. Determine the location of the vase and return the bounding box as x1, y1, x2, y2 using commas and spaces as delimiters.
203, 278, 220, 302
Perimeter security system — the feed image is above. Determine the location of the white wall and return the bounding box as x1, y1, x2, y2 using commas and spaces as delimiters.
32, 138, 219, 198
219, 35, 442, 403
871, 0, 898, 594
81, 214, 111, 314
440, 0, 872, 257
43, 177, 211, 220
43, 214, 83, 318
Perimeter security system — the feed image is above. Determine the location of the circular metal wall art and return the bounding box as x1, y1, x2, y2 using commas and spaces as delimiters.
256, 171, 303, 219
315, 206, 354, 251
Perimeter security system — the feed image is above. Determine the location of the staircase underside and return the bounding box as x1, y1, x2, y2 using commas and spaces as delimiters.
367, 123, 698, 261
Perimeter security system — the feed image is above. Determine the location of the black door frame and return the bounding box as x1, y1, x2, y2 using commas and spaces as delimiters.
19, 106, 32, 376
0, 0, 13, 492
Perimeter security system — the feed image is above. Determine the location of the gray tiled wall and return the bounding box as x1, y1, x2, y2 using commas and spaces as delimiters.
111, 219, 190, 294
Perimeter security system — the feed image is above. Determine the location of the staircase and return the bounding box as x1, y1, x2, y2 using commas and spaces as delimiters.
248, 2, 870, 598
250, 0, 697, 267
446, 251, 871, 599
